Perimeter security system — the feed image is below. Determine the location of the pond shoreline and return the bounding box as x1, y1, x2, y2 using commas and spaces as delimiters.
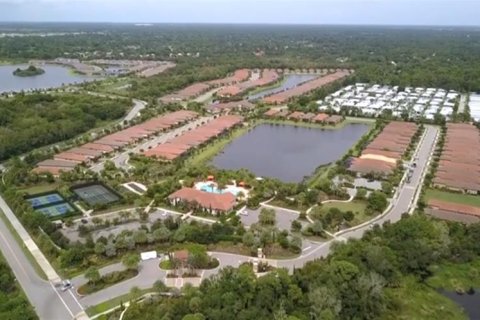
212, 122, 371, 182
0, 63, 98, 93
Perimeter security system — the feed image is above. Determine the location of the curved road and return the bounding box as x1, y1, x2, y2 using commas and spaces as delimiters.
0, 125, 438, 318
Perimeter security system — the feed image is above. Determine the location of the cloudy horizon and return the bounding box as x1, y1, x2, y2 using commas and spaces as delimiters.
0, 0, 479, 26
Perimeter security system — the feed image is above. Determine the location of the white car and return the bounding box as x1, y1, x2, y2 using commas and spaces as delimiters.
61, 280, 72, 292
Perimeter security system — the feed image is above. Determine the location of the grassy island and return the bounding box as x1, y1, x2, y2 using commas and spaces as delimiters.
13, 65, 45, 77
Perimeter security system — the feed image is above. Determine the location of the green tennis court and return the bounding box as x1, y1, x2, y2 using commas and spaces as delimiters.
72, 183, 120, 206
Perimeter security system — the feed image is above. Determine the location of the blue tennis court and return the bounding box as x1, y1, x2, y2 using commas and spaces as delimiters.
36, 203, 75, 217
27, 193, 64, 209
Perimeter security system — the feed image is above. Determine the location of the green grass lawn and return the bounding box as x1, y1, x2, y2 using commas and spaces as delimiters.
85, 288, 156, 317
425, 189, 480, 207
186, 125, 250, 166
306, 163, 335, 188
427, 259, 480, 291
0, 209, 48, 280
78, 269, 139, 295
321, 200, 367, 213
18, 183, 60, 195
382, 276, 467, 320
321, 200, 376, 226
159, 259, 174, 270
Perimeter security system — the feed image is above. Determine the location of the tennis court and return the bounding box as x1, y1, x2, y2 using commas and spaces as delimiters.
37, 203, 75, 217
27, 193, 64, 209
72, 183, 120, 206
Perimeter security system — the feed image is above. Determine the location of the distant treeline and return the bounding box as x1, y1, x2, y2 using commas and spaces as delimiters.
1, 24, 480, 94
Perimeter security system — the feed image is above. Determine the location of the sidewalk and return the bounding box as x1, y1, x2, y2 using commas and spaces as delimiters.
0, 195, 61, 283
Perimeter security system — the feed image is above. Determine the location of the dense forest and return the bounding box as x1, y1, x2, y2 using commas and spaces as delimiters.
0, 93, 131, 160
0, 253, 37, 320
2, 24, 480, 95
123, 214, 479, 320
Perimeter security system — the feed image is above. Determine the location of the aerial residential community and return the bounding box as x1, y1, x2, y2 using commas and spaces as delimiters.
1, 3, 480, 320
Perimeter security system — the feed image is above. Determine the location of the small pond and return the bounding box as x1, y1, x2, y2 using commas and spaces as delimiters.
212, 123, 370, 182
0, 64, 97, 93
248, 74, 317, 101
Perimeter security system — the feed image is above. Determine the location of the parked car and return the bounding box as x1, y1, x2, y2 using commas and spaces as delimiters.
61, 280, 72, 292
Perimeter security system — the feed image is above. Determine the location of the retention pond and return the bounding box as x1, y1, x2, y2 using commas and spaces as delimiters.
212, 123, 370, 182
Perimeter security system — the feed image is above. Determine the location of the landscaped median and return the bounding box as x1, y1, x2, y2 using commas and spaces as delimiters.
159, 244, 220, 275
306, 189, 388, 232
78, 253, 140, 295
78, 268, 139, 295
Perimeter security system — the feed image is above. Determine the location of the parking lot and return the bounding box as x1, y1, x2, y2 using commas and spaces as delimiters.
240, 206, 301, 231
61, 208, 180, 242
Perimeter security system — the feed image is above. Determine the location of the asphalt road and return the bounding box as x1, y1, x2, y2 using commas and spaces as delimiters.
124, 99, 147, 122
0, 125, 438, 317
0, 201, 84, 319
67, 126, 438, 309
90, 116, 213, 172
274, 125, 439, 270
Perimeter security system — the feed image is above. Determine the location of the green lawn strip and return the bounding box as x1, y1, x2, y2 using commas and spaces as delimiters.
18, 183, 60, 195
85, 287, 155, 317
427, 259, 480, 292
313, 200, 380, 231
307, 163, 335, 188
321, 200, 367, 213
78, 269, 139, 295
60, 255, 125, 279
186, 125, 250, 166
381, 276, 467, 320
267, 199, 306, 212
267, 244, 299, 259
425, 189, 480, 207
207, 241, 252, 256
0, 209, 48, 280
159, 260, 173, 270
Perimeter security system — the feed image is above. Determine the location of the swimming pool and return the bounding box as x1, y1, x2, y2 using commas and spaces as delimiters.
195, 181, 246, 197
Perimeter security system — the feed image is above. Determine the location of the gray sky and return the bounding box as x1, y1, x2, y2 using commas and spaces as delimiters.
0, 0, 479, 25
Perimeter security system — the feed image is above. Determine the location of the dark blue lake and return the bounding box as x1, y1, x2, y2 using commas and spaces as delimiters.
442, 290, 480, 320
248, 74, 317, 101
0, 64, 97, 93
212, 123, 370, 182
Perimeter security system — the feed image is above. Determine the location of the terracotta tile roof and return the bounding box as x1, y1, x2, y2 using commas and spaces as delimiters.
312, 113, 329, 122
349, 121, 417, 175
287, 111, 305, 120
36, 110, 199, 173
54, 152, 90, 163
168, 187, 236, 212
82, 143, 115, 152
145, 115, 243, 161
349, 157, 396, 175
33, 166, 74, 176
207, 100, 254, 113
264, 108, 280, 117
428, 199, 480, 217
326, 115, 343, 123
434, 123, 480, 191
37, 159, 77, 168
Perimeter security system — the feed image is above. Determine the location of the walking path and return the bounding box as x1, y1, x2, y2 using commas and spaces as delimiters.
0, 124, 438, 319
